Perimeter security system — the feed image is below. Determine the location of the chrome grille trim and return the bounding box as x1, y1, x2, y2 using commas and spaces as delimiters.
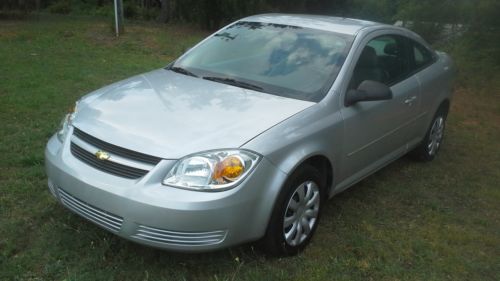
58, 188, 123, 233
70, 142, 149, 179
71, 136, 155, 171
73, 127, 162, 165
132, 225, 227, 246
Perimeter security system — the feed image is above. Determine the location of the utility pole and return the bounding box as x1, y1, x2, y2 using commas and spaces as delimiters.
114, 0, 124, 36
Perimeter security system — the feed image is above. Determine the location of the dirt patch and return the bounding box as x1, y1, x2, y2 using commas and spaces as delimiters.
0, 29, 20, 40
452, 87, 500, 131
85, 23, 118, 47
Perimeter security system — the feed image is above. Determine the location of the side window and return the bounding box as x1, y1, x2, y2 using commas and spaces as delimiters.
411, 41, 434, 71
349, 35, 410, 89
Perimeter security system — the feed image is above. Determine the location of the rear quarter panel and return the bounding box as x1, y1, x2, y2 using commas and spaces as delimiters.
413, 52, 455, 142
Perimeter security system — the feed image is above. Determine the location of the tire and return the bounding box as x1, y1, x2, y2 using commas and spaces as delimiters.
410, 107, 447, 161
262, 165, 325, 256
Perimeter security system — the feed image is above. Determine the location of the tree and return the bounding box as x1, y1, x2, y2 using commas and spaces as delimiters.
158, 0, 169, 23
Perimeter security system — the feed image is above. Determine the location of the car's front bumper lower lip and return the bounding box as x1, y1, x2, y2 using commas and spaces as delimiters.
45, 134, 287, 252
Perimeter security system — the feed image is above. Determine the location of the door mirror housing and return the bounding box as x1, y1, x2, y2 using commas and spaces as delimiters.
345, 80, 393, 107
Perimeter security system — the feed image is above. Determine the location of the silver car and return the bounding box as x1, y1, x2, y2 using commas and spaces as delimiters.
45, 14, 454, 255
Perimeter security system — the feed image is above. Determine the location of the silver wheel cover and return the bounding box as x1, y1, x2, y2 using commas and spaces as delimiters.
428, 116, 445, 156
283, 180, 320, 247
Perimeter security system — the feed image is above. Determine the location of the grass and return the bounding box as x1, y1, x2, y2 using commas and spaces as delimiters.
1, 15, 499, 281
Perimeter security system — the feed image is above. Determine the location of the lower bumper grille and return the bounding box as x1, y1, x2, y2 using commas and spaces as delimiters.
132, 225, 227, 247
58, 188, 124, 233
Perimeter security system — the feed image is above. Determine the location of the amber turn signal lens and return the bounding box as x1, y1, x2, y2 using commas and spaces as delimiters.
213, 155, 245, 182
68, 104, 76, 114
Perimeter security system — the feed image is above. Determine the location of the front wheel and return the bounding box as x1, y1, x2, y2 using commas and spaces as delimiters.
262, 165, 324, 256
410, 109, 447, 161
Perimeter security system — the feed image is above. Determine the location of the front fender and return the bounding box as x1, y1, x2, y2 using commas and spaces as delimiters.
243, 103, 343, 195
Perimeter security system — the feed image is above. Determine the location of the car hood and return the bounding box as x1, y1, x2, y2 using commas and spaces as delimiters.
72, 69, 314, 159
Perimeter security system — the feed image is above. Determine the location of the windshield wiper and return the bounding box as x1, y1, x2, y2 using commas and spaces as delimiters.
169, 66, 198, 77
202, 76, 264, 92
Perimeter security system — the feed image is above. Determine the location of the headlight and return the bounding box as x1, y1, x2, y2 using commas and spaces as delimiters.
56, 102, 78, 142
163, 150, 261, 191
56, 114, 70, 142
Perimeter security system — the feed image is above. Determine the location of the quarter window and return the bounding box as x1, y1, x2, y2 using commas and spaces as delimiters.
411, 41, 434, 71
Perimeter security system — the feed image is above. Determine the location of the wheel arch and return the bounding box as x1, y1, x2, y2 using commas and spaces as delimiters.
438, 98, 451, 117
274, 152, 335, 200
298, 155, 334, 195
426, 98, 451, 130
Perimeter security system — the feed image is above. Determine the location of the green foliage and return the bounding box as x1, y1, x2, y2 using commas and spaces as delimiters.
94, 4, 113, 18
168, 0, 268, 29
0, 0, 39, 15
123, 1, 138, 19
421, 0, 500, 90
395, 0, 463, 23
138, 6, 159, 21
47, 0, 71, 14
345, 0, 402, 23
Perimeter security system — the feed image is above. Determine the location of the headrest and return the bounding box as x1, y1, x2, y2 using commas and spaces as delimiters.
384, 43, 399, 56
358, 46, 377, 67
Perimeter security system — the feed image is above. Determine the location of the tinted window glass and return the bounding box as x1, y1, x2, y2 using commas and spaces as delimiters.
174, 21, 354, 102
350, 35, 410, 89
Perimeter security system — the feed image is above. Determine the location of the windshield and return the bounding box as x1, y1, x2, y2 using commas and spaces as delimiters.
172, 21, 354, 102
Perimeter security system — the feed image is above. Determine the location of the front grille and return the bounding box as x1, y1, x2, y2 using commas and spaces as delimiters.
71, 142, 149, 179
132, 225, 227, 246
73, 127, 161, 165
58, 188, 123, 233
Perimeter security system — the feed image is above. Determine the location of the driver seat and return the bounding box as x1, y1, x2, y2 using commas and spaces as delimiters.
351, 46, 386, 89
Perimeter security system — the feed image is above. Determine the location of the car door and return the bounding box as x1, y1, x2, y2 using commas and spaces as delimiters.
338, 32, 420, 184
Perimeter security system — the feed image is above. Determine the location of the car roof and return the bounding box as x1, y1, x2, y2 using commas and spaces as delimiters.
241, 14, 391, 35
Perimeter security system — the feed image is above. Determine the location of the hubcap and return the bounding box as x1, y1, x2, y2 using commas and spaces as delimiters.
283, 181, 320, 247
428, 116, 445, 156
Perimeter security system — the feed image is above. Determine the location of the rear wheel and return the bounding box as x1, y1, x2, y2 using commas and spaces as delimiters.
410, 108, 447, 161
262, 165, 324, 256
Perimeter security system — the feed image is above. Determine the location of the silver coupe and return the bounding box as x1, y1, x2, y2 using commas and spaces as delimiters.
45, 14, 454, 255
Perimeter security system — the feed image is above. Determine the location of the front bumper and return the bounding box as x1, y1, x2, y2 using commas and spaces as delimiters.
45, 133, 287, 252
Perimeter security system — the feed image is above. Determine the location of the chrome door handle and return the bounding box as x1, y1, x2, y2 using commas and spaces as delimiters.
404, 96, 417, 105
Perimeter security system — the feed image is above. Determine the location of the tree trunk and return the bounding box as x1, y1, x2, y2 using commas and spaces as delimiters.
158, 0, 169, 23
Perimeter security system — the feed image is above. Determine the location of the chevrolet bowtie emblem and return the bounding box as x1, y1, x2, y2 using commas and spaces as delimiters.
95, 150, 110, 161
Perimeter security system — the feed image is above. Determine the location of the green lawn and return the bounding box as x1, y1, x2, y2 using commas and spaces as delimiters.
0, 16, 499, 281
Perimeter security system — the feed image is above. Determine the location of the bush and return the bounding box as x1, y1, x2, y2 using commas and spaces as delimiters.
124, 1, 138, 19
47, 0, 71, 14
0, 10, 31, 19
138, 8, 159, 21
404, 21, 445, 44
95, 5, 113, 18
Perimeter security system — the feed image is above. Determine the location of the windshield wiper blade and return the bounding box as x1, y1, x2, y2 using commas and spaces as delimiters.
202, 76, 264, 91
169, 66, 198, 77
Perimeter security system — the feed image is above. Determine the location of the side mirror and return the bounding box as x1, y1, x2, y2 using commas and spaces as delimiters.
345, 80, 393, 107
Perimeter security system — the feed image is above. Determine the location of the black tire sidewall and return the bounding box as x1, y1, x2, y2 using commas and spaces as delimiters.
263, 164, 325, 256
412, 108, 447, 161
